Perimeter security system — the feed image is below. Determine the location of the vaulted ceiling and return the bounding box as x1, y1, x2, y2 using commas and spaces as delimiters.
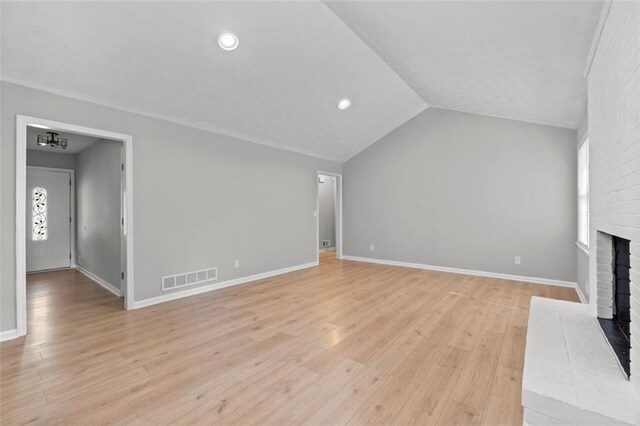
326, 0, 603, 130
1, 1, 602, 162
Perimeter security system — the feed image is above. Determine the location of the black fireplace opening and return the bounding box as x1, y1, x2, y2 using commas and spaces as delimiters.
598, 236, 631, 377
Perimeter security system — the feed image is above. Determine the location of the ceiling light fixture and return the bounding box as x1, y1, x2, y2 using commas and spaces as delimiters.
218, 32, 239, 51
337, 98, 351, 110
37, 132, 67, 149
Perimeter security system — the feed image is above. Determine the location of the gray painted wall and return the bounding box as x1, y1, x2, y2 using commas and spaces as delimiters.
1, 82, 341, 332
343, 107, 577, 282
27, 150, 76, 170
76, 139, 122, 290
318, 174, 336, 249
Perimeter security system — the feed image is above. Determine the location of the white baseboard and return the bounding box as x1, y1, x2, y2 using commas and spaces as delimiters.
341, 255, 579, 289
26, 266, 72, 274
132, 261, 318, 309
0, 329, 19, 342
76, 265, 123, 297
574, 282, 588, 304
319, 247, 336, 253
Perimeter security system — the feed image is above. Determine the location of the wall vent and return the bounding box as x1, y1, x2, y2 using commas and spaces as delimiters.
162, 267, 217, 292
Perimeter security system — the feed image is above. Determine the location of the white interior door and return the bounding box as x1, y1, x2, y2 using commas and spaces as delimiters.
26, 168, 72, 272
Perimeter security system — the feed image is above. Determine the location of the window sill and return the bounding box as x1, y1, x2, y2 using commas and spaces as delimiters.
575, 242, 589, 255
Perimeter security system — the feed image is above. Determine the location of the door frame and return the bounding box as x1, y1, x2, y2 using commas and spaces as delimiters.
16, 115, 135, 338
25, 166, 76, 273
316, 170, 343, 262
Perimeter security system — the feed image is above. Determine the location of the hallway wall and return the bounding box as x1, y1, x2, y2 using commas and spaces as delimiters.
76, 139, 123, 290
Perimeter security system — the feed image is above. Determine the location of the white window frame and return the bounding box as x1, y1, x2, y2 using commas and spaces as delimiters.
577, 138, 589, 251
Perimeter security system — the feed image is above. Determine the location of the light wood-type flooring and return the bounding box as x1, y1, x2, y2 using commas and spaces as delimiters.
0, 251, 579, 425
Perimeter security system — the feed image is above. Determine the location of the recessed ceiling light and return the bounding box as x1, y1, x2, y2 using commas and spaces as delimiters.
338, 98, 351, 110
218, 32, 239, 51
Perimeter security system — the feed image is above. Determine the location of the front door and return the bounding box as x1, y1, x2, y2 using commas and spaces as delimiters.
26, 168, 72, 272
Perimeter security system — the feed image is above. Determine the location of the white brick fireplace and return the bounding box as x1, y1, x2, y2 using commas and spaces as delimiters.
587, 0, 640, 391
522, 3, 640, 425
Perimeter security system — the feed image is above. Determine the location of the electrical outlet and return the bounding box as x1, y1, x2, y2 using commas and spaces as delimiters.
370, 244, 375, 251
313, 211, 317, 218
514, 256, 521, 265
234, 259, 240, 268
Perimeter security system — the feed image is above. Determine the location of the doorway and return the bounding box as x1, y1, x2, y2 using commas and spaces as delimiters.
316, 171, 342, 263
15, 115, 134, 338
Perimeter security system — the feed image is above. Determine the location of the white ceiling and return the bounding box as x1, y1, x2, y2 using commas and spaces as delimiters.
27, 127, 99, 155
2, 1, 602, 162
326, 1, 603, 129
1, 1, 426, 162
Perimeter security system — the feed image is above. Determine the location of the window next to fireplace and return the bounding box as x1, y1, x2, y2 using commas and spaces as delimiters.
598, 236, 632, 377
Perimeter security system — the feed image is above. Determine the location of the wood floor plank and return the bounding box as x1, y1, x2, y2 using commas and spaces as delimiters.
0, 252, 581, 425
392, 364, 463, 425
449, 330, 505, 411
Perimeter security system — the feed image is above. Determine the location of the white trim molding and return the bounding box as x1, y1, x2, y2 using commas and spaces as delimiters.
583, 0, 613, 78
574, 280, 588, 304
342, 255, 579, 289
319, 247, 336, 253
2, 77, 333, 162
576, 241, 590, 255
0, 329, 19, 343
76, 266, 123, 298
132, 261, 318, 309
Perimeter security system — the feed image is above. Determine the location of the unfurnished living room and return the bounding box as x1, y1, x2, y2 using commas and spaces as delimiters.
1, 1, 639, 425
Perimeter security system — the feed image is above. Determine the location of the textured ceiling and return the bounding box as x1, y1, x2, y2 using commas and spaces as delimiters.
2, 1, 602, 162
326, 1, 603, 129
1, 1, 426, 162
27, 127, 99, 155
